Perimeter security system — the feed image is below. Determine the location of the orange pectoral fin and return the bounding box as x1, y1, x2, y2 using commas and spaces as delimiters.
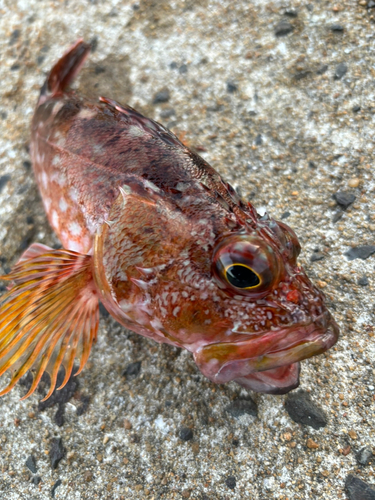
0, 245, 99, 400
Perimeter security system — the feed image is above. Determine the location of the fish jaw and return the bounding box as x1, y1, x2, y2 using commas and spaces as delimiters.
234, 362, 301, 395
193, 313, 339, 393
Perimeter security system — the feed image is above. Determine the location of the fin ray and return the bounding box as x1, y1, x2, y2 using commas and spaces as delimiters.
41, 39, 91, 99
0, 284, 77, 358
0, 248, 99, 399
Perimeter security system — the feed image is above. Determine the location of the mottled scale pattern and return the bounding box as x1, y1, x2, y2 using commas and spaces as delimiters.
31, 92, 240, 255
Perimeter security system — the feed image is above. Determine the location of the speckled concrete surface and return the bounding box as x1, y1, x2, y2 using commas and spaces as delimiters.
0, 1, 374, 499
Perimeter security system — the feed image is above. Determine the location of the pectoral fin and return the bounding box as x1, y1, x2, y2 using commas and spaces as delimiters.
0, 244, 99, 400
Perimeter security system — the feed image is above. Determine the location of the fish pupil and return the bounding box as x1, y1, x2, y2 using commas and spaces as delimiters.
226, 265, 260, 289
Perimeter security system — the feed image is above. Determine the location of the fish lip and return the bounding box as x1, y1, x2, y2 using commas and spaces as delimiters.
234, 362, 301, 395
214, 314, 339, 384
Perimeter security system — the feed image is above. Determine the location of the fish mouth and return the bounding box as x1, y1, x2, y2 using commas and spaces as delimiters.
234, 362, 301, 395
194, 314, 339, 394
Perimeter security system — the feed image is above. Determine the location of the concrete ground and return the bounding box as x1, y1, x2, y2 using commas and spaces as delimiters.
0, 0, 374, 499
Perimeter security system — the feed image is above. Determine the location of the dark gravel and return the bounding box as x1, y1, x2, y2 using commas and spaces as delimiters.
284, 10, 298, 18
255, 133, 262, 145
333, 191, 356, 210
358, 276, 369, 286
356, 447, 373, 466
49, 438, 65, 469
332, 211, 343, 223
0, 174, 11, 194
285, 390, 327, 430
160, 108, 176, 119
334, 62, 348, 80
9, 29, 20, 45
51, 479, 62, 498
345, 475, 375, 500
330, 24, 344, 32
274, 20, 294, 37
25, 455, 37, 474
179, 64, 188, 74
345, 245, 375, 261
316, 64, 328, 75
310, 252, 325, 262
225, 476, 236, 489
226, 81, 238, 93
123, 361, 142, 379
179, 427, 194, 441
153, 89, 170, 104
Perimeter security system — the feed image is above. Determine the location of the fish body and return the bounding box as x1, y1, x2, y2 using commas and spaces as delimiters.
0, 40, 339, 399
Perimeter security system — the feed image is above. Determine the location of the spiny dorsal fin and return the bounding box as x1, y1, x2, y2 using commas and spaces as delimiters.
40, 39, 91, 100
0, 245, 99, 400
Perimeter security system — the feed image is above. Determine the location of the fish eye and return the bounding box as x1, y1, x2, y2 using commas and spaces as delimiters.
225, 264, 261, 289
212, 234, 283, 298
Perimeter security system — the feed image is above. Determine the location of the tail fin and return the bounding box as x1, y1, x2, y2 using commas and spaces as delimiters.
40, 39, 91, 99
0, 244, 99, 400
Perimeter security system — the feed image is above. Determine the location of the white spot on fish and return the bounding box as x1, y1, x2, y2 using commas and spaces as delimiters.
69, 188, 78, 203
59, 198, 68, 212
143, 179, 161, 193
67, 240, 83, 252
36, 152, 45, 164
150, 318, 163, 330
69, 222, 82, 236
42, 172, 48, 188
44, 197, 52, 213
176, 182, 189, 192
52, 156, 60, 166
77, 108, 96, 120
128, 125, 144, 137
173, 306, 180, 317
119, 300, 133, 313
53, 102, 64, 115
161, 292, 169, 305
51, 210, 59, 230
93, 144, 104, 154
49, 171, 66, 187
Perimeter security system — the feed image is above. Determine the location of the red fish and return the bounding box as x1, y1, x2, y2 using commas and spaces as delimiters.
0, 40, 339, 400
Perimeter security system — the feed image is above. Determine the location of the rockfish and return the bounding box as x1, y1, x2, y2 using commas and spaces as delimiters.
0, 40, 339, 400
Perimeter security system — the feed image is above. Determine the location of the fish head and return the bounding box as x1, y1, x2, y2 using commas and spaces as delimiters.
195, 218, 339, 394
93, 182, 339, 394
